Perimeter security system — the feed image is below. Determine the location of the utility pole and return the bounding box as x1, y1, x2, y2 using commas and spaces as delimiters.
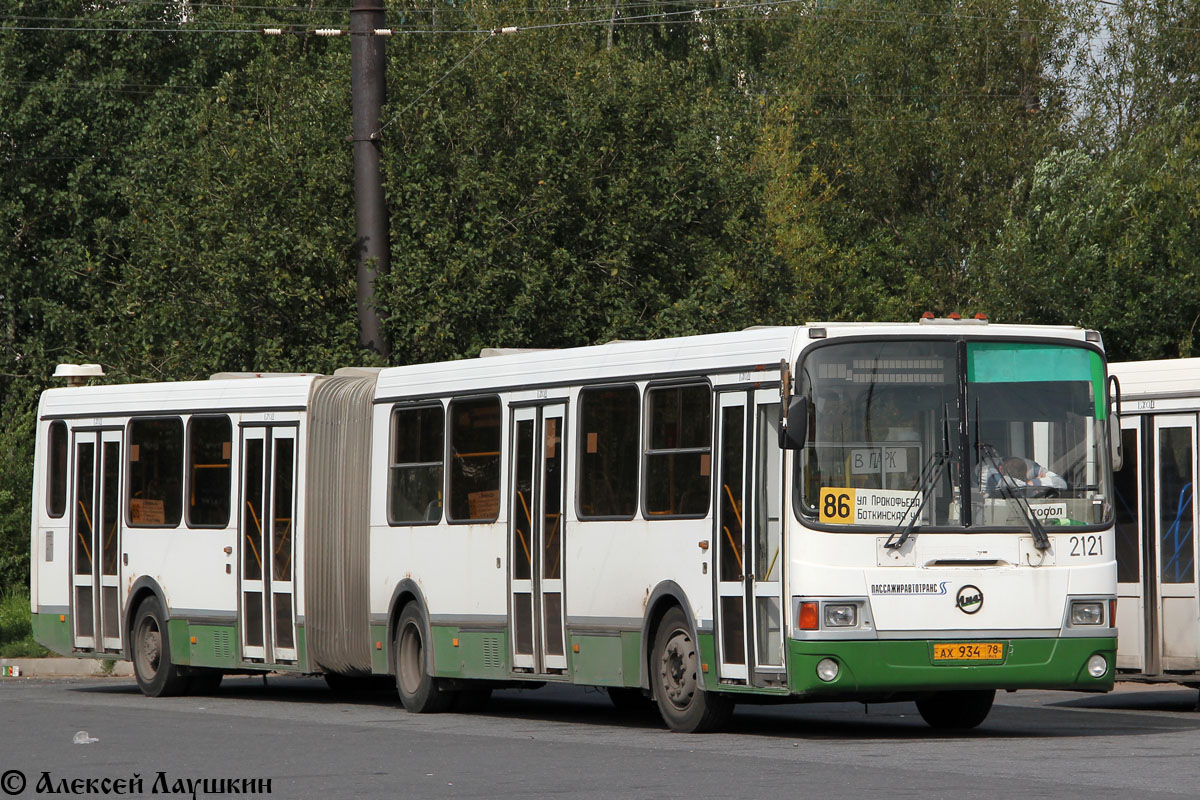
350, 0, 390, 358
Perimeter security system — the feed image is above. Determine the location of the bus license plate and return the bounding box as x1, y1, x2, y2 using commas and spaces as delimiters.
933, 642, 1005, 661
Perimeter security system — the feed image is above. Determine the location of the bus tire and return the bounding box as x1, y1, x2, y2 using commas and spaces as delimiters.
130, 597, 188, 698
915, 689, 995, 730
651, 607, 734, 733
394, 604, 454, 713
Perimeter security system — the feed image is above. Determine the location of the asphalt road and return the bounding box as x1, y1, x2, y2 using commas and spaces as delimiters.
1, 676, 1198, 800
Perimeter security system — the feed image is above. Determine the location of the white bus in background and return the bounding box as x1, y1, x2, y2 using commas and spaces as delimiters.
32, 320, 1120, 732
1110, 358, 1200, 686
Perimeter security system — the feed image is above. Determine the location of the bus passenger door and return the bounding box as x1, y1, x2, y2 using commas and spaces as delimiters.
713, 391, 785, 687
508, 404, 567, 675
70, 429, 123, 653
238, 425, 298, 664
715, 393, 749, 681
1113, 416, 1147, 672
749, 391, 785, 685
96, 431, 123, 652
1153, 415, 1198, 670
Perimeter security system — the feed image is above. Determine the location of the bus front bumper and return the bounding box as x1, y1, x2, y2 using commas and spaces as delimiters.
786, 636, 1116, 696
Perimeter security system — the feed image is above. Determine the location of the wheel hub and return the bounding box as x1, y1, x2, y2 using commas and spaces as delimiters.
398, 623, 423, 695
138, 621, 161, 676
659, 632, 696, 709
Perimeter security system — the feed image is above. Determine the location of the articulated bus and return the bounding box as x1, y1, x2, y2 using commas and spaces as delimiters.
1110, 358, 1200, 686
31, 321, 1119, 732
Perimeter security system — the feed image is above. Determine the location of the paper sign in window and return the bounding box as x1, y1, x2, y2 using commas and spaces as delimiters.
467, 490, 500, 519
130, 498, 166, 525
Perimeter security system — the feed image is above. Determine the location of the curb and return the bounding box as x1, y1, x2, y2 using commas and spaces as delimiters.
0, 657, 134, 678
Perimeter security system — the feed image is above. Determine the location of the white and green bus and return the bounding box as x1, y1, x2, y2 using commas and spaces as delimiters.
31, 320, 1120, 731
1109, 358, 1200, 685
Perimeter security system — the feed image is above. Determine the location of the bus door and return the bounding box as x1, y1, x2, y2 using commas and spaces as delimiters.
714, 390, 785, 686
238, 425, 298, 664
508, 403, 567, 675
70, 429, 123, 652
1153, 415, 1198, 670
1114, 416, 1147, 672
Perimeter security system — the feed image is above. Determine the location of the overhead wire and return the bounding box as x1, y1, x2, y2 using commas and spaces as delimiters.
6, 0, 1193, 36
0, 0, 1158, 142
376, 29, 496, 132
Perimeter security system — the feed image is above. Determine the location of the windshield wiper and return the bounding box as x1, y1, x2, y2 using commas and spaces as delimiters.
883, 452, 949, 550
884, 411, 953, 551
978, 442, 1051, 551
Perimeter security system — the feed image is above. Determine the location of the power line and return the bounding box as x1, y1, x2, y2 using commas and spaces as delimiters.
9, 0, 1192, 37
376, 30, 497, 133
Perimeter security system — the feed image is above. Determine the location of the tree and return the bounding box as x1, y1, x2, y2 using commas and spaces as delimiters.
757, 0, 1086, 319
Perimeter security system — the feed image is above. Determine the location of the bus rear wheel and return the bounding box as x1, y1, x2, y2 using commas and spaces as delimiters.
915, 689, 995, 730
394, 604, 455, 713
131, 597, 188, 698
651, 607, 733, 733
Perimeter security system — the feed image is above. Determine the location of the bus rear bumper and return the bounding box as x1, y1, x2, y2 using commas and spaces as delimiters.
786, 636, 1116, 696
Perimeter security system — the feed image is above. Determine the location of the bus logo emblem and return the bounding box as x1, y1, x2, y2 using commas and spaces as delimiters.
956, 585, 983, 615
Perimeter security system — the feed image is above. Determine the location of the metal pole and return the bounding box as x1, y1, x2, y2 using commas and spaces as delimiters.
350, 0, 390, 358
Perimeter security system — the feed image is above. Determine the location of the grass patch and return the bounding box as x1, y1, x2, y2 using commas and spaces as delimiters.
0, 588, 50, 658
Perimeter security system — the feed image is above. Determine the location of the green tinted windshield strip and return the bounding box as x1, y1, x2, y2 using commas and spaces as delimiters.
967, 343, 1105, 419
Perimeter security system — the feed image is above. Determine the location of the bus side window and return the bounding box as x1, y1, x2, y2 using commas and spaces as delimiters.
187, 415, 232, 528
47, 420, 68, 518
447, 397, 501, 522
128, 417, 184, 527
578, 386, 639, 519
645, 384, 712, 518
389, 404, 445, 525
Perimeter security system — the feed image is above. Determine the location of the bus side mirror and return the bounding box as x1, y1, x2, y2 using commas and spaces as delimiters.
781, 396, 808, 450
1108, 374, 1123, 472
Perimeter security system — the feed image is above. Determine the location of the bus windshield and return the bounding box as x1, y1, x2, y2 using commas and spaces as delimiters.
794, 339, 1113, 531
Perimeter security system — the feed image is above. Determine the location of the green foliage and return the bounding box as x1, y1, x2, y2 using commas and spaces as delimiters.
0, 399, 35, 592
0, 0, 1197, 585
0, 589, 48, 658
756, 0, 1084, 319
377, 12, 780, 360
980, 112, 1200, 360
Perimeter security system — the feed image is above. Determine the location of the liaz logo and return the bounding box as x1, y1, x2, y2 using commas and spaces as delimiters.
955, 585, 983, 615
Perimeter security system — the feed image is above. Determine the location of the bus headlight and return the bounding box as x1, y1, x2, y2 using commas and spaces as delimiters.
824, 604, 858, 628
1087, 654, 1108, 678
816, 658, 840, 682
1070, 601, 1104, 626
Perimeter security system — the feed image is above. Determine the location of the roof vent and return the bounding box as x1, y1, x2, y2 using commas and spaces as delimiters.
53, 363, 104, 387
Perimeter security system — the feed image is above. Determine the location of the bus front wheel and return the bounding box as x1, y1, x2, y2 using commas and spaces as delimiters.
915, 689, 995, 730
130, 596, 188, 698
651, 607, 733, 733
394, 604, 455, 713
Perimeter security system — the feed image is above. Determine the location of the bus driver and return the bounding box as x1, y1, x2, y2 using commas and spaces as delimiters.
983, 456, 1068, 497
